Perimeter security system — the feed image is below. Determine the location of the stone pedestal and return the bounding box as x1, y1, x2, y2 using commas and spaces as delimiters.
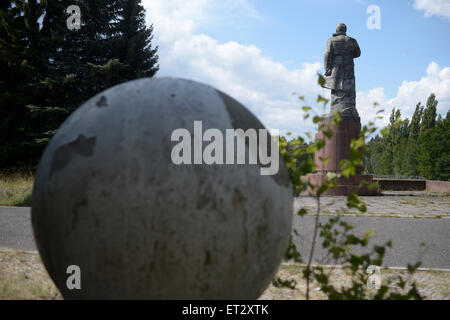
304, 118, 378, 196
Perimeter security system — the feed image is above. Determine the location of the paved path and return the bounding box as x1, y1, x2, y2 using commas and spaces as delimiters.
293, 215, 450, 269
294, 192, 450, 219
0, 206, 36, 251
1, 206, 449, 268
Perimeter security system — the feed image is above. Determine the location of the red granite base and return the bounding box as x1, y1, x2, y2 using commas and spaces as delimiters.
314, 121, 362, 173
304, 173, 379, 196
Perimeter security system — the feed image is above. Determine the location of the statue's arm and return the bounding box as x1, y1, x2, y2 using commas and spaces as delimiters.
353, 39, 361, 58
324, 39, 333, 76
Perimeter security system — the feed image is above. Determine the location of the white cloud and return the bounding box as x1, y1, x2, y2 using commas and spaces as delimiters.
143, 1, 449, 138
356, 87, 389, 129
143, 0, 323, 136
357, 62, 450, 129
413, 0, 450, 20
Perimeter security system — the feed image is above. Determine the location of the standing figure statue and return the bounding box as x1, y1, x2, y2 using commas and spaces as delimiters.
305, 23, 377, 196
323, 23, 361, 121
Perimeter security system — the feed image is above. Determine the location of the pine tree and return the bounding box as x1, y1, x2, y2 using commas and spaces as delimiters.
0, 0, 51, 167
1, 0, 159, 168
42, 0, 159, 103
41, 0, 127, 105
115, 0, 159, 79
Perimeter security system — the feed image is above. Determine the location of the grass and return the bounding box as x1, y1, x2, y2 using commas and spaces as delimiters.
0, 248, 61, 300
0, 173, 34, 207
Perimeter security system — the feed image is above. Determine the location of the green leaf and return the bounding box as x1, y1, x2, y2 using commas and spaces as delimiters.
317, 95, 329, 105
318, 74, 326, 87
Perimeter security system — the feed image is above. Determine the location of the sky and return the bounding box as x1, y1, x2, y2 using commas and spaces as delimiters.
141, 0, 450, 136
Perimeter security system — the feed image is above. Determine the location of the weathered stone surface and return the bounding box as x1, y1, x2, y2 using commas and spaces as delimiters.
31, 77, 293, 299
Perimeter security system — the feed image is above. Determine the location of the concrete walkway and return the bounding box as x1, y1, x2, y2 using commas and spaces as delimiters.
294, 191, 450, 219
1, 206, 449, 268
293, 215, 450, 269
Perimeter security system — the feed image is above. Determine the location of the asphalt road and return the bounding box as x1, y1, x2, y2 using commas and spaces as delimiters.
292, 215, 450, 269
0, 206, 37, 251
1, 207, 449, 268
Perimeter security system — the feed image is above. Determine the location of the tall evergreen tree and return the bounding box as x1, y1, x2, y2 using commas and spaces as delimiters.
41, 0, 159, 105
42, 0, 129, 105
1, 0, 159, 168
0, 0, 50, 167
115, 0, 159, 79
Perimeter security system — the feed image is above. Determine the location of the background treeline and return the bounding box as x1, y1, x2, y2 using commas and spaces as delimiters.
364, 94, 449, 181
0, 0, 158, 169
281, 93, 449, 182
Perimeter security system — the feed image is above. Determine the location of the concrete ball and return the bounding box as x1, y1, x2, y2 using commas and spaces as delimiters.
32, 77, 293, 299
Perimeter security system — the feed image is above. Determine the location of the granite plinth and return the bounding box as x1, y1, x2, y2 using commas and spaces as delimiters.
303, 119, 379, 196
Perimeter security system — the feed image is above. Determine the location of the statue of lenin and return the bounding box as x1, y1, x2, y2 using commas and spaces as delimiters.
323, 23, 361, 122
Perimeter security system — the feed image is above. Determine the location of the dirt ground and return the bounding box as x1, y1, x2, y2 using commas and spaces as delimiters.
261, 263, 450, 300
0, 248, 448, 300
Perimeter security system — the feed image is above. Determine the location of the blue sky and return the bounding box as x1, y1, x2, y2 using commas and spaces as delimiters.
199, 0, 450, 96
143, 0, 450, 135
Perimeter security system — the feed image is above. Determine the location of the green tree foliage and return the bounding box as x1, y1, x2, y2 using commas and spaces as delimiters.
276, 78, 424, 299
417, 109, 450, 180
420, 94, 437, 133
0, 0, 48, 167
115, 0, 159, 79
365, 94, 449, 181
0, 0, 159, 168
403, 103, 423, 176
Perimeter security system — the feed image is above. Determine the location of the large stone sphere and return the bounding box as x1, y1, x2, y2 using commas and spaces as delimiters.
32, 77, 293, 299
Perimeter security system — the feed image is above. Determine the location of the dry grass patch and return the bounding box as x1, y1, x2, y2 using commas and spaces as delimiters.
0, 248, 61, 300
261, 263, 450, 300
0, 173, 34, 207
1, 249, 448, 300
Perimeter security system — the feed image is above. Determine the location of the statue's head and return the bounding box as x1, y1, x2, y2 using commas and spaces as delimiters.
335, 23, 347, 35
